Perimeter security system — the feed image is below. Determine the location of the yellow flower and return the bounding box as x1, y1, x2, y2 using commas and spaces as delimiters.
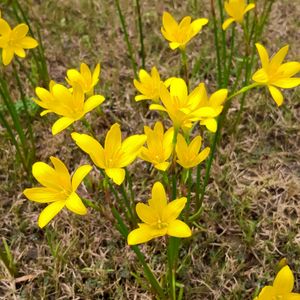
161, 12, 208, 50
127, 182, 191, 245
176, 134, 210, 169
150, 78, 202, 131
0, 19, 38, 65
252, 43, 300, 106
254, 265, 300, 300
222, 0, 255, 30
192, 83, 228, 133
133, 67, 163, 102
66, 63, 100, 95
139, 121, 174, 171
23, 157, 92, 228
34, 83, 105, 135
72, 123, 146, 185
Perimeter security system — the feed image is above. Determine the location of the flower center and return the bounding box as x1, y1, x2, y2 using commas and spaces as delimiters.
156, 219, 168, 229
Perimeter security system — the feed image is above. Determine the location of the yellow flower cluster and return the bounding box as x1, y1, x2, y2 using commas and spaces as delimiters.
0, 10, 38, 65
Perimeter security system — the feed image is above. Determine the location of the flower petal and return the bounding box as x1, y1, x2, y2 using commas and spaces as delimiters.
255, 43, 270, 69
105, 123, 122, 154
149, 182, 168, 212
19, 36, 38, 49
252, 68, 269, 83
52, 117, 75, 135
83, 95, 105, 114
105, 168, 125, 185
65, 192, 87, 215
38, 200, 65, 228
244, 3, 255, 14
167, 219, 192, 237
268, 86, 284, 106
222, 18, 235, 30
2, 48, 14, 66
270, 45, 289, 70
162, 197, 187, 222
127, 227, 153, 245
136, 203, 158, 224
200, 118, 218, 133
277, 62, 300, 78
273, 78, 300, 89
162, 12, 178, 33
273, 265, 294, 294
0, 19, 11, 35
12, 23, 29, 39
49, 156, 71, 190
71, 165, 92, 190
23, 187, 64, 203
210, 89, 228, 107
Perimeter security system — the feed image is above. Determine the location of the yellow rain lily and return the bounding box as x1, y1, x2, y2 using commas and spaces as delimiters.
252, 43, 300, 106
133, 67, 163, 102
192, 83, 228, 133
254, 265, 300, 300
176, 134, 210, 169
150, 78, 202, 131
161, 12, 208, 50
127, 182, 191, 245
23, 157, 92, 228
72, 123, 146, 185
0, 19, 38, 65
66, 62, 100, 95
34, 83, 105, 135
222, 0, 255, 30
139, 122, 174, 171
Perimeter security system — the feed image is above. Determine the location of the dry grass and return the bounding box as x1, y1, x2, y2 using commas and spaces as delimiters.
0, 0, 299, 299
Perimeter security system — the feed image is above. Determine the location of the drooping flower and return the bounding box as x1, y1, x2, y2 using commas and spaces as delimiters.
150, 78, 202, 131
66, 62, 100, 95
133, 67, 163, 102
254, 265, 300, 300
161, 12, 208, 50
192, 83, 228, 133
222, 0, 255, 30
139, 122, 174, 171
72, 123, 146, 185
23, 157, 92, 228
34, 83, 105, 135
252, 43, 300, 106
127, 182, 191, 245
0, 19, 38, 65
176, 134, 210, 169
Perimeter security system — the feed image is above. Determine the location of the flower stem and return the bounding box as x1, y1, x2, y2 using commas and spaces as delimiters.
135, 0, 145, 69
180, 48, 189, 89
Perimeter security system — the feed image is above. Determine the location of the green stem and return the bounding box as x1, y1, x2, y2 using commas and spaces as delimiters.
185, 168, 192, 221
111, 206, 166, 299
114, 0, 138, 78
180, 48, 189, 89
120, 183, 137, 227
135, 0, 145, 69
224, 24, 235, 86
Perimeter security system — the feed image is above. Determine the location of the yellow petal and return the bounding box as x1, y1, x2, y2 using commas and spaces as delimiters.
71, 165, 92, 190
19, 36, 38, 49
273, 265, 294, 294
273, 78, 300, 89
268, 86, 283, 106
149, 182, 168, 212
127, 227, 153, 245
155, 162, 170, 171
194, 107, 218, 118
32, 162, 62, 190
277, 62, 300, 78
170, 78, 188, 102
80, 63, 92, 82
92, 63, 101, 85
65, 192, 87, 215
105, 168, 125, 185
210, 89, 228, 107
195, 147, 210, 165
269, 45, 289, 70
136, 203, 158, 224
255, 43, 270, 69
71, 133, 105, 168
49, 156, 71, 189
52, 117, 75, 135
149, 104, 167, 111
14, 47, 26, 58
175, 134, 188, 162
189, 136, 202, 155
169, 42, 181, 50
0, 19, 11, 35
12, 23, 28, 39
167, 219, 192, 237
38, 200, 65, 228
162, 197, 187, 222
105, 123, 122, 154
222, 18, 235, 30
83, 95, 105, 114
191, 18, 208, 34
162, 12, 178, 33
23, 187, 64, 203
200, 118, 218, 132
2, 48, 14, 66
252, 68, 269, 83
256, 286, 276, 299
244, 3, 255, 14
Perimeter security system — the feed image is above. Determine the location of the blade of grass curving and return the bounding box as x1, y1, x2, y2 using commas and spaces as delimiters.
135, 0, 145, 68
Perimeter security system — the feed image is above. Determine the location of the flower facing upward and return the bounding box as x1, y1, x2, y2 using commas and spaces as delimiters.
252, 43, 300, 106
176, 134, 210, 169
161, 12, 208, 50
139, 121, 174, 171
66, 63, 100, 95
34, 83, 105, 135
23, 157, 92, 228
222, 0, 255, 30
0, 19, 38, 65
254, 265, 300, 300
192, 83, 228, 133
134, 67, 165, 102
127, 182, 191, 245
72, 123, 146, 185
150, 78, 203, 131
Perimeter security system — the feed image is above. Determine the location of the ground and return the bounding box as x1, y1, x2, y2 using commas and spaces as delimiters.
0, 0, 299, 299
